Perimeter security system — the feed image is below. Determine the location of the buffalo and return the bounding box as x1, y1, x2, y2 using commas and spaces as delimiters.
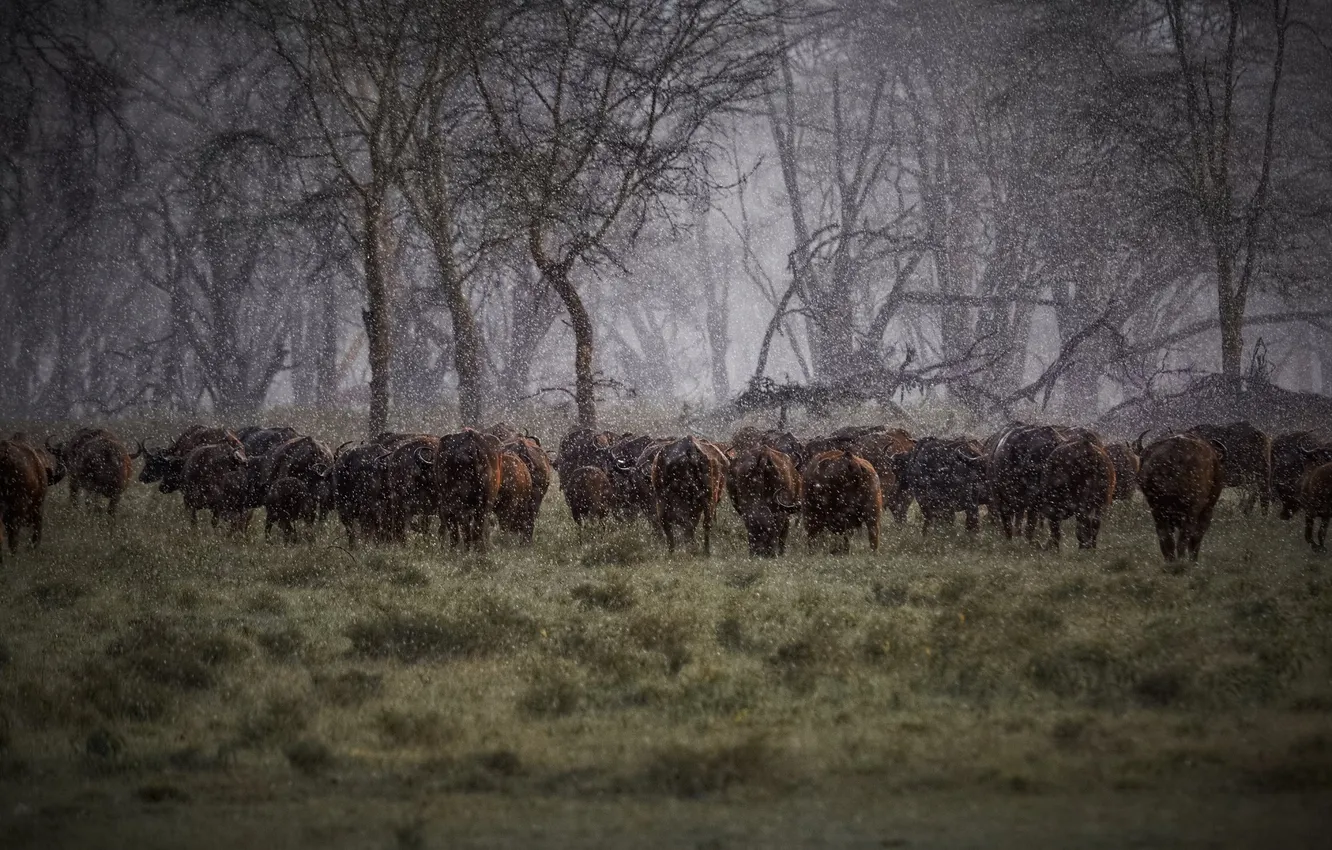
1040, 437, 1116, 550
1137, 433, 1226, 563
140, 426, 243, 493
853, 428, 914, 522
1272, 431, 1331, 520
897, 437, 988, 535
1187, 421, 1272, 515
0, 439, 48, 563
801, 450, 881, 554
562, 465, 614, 530
179, 443, 252, 532
987, 424, 1071, 541
50, 430, 134, 517
493, 449, 537, 542
727, 446, 802, 557
380, 435, 440, 543
264, 476, 316, 544
332, 443, 391, 547
239, 425, 301, 458
651, 436, 727, 555
434, 429, 502, 553
1105, 441, 1140, 503
1299, 446, 1332, 553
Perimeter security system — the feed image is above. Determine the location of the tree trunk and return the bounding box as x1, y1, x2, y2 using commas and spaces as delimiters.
316, 271, 341, 408
545, 264, 596, 426
428, 227, 483, 428
495, 263, 557, 403
1216, 253, 1243, 380
362, 191, 393, 437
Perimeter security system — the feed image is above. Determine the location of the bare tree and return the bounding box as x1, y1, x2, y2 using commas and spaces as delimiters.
472, 0, 783, 425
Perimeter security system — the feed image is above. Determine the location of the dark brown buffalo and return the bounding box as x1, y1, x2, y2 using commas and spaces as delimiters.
651, 436, 727, 555
555, 427, 615, 481
608, 438, 670, 525
729, 426, 765, 455
1273, 431, 1332, 520
493, 449, 537, 542
506, 436, 551, 498
1105, 441, 1140, 502
987, 424, 1073, 541
500, 439, 546, 538
332, 443, 391, 547
140, 426, 243, 492
1299, 448, 1332, 552
52, 431, 134, 517
896, 437, 988, 535
563, 465, 614, 529
264, 476, 316, 544
1040, 437, 1116, 550
434, 429, 502, 553
801, 450, 881, 554
486, 422, 522, 444
1187, 421, 1272, 515
179, 443, 252, 532
0, 439, 48, 563
239, 425, 301, 457
1137, 433, 1226, 563
853, 428, 914, 522
727, 446, 802, 557
10, 433, 65, 485
379, 436, 440, 543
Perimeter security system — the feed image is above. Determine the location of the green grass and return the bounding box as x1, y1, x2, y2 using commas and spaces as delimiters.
1, 476, 1331, 810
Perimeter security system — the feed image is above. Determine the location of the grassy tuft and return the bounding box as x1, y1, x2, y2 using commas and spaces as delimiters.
236, 693, 313, 748
346, 598, 537, 662
285, 739, 335, 776
570, 572, 636, 611
256, 625, 306, 662
314, 669, 384, 708
642, 735, 781, 798
27, 578, 88, 610
376, 708, 455, 748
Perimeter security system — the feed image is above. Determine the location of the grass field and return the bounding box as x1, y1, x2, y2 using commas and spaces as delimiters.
2, 474, 1332, 847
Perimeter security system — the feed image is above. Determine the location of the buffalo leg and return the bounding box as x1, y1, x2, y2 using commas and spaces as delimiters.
1187, 503, 1217, 562
4, 516, 17, 555
1317, 517, 1329, 554
1282, 501, 1296, 521
1048, 517, 1062, 550
1151, 512, 1177, 562
1077, 511, 1100, 550
701, 508, 712, 557
965, 507, 980, 535
1024, 510, 1040, 544
996, 502, 1014, 539
866, 513, 880, 553
1306, 513, 1316, 548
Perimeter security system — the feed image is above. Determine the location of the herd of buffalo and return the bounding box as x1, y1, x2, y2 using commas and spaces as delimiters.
2, 419, 1332, 565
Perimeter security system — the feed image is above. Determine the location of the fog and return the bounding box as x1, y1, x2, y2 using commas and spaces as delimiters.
3, 0, 1330, 433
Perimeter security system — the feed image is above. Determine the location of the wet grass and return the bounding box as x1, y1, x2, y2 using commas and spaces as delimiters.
0, 479, 1330, 807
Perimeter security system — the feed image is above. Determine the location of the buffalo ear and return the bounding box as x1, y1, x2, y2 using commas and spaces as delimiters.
232, 450, 248, 465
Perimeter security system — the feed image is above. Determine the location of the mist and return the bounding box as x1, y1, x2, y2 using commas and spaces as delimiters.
3, 0, 1330, 434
